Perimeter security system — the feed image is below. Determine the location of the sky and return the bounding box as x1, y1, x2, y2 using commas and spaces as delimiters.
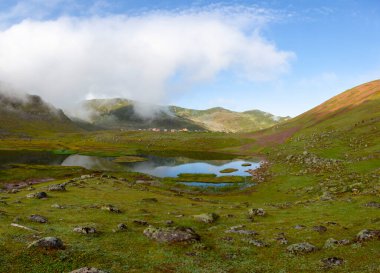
0, 0, 379, 117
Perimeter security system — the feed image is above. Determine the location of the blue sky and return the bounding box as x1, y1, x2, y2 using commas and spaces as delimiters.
0, 0, 379, 117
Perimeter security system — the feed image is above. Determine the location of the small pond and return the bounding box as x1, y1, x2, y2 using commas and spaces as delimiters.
0, 150, 259, 178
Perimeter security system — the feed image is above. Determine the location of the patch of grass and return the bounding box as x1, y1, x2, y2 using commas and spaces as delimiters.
219, 168, 238, 173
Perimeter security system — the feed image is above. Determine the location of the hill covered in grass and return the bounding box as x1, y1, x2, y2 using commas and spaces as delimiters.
82, 99, 289, 132
251, 80, 380, 147
0, 91, 82, 137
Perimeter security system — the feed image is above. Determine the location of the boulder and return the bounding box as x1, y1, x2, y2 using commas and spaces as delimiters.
287, 242, 318, 254
356, 229, 380, 242
324, 238, 350, 248
276, 233, 288, 245
48, 184, 66, 192
143, 226, 200, 243
117, 223, 127, 231
73, 226, 97, 234
101, 205, 121, 213
248, 208, 266, 218
193, 213, 219, 224
28, 237, 64, 249
26, 192, 47, 199
29, 214, 48, 223
321, 257, 344, 268
69, 268, 106, 273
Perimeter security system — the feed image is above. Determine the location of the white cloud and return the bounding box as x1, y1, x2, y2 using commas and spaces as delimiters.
0, 6, 294, 117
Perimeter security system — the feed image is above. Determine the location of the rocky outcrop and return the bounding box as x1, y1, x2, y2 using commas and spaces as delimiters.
143, 226, 200, 243
287, 242, 318, 254
193, 213, 219, 224
28, 237, 64, 249
28, 214, 48, 223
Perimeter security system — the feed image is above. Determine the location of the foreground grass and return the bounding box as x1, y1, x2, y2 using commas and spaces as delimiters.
0, 168, 378, 272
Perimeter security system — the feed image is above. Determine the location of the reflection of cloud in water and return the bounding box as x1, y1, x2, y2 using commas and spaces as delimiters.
61, 155, 121, 171
60, 155, 259, 177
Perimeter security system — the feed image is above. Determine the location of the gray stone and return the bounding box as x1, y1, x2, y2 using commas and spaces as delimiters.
48, 184, 66, 192
29, 214, 48, 223
26, 192, 47, 199
143, 226, 200, 243
287, 242, 318, 254
225, 225, 258, 236
324, 238, 350, 248
321, 257, 344, 268
243, 239, 268, 247
276, 233, 288, 245
117, 223, 127, 231
248, 208, 266, 218
73, 226, 97, 234
356, 229, 380, 242
101, 205, 121, 213
28, 237, 64, 249
193, 213, 219, 224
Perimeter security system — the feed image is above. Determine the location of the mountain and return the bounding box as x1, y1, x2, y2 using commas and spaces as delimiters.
82, 99, 205, 131
0, 91, 81, 137
171, 106, 289, 132
82, 99, 289, 132
253, 79, 380, 145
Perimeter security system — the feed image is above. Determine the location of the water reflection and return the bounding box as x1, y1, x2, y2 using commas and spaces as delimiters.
0, 150, 259, 178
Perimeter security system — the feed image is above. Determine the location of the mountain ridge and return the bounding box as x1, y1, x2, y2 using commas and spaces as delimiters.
82, 98, 290, 132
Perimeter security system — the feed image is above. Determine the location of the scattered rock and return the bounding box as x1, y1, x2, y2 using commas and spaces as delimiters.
276, 233, 288, 245
69, 267, 107, 273
193, 213, 219, 224
133, 220, 149, 226
324, 238, 350, 248
142, 198, 158, 203
312, 226, 327, 233
248, 208, 266, 218
28, 214, 48, 223
364, 201, 380, 208
143, 226, 200, 243
117, 223, 128, 231
356, 229, 380, 242
321, 257, 344, 269
165, 220, 174, 226
73, 226, 97, 234
48, 184, 66, 192
225, 225, 258, 235
51, 204, 64, 209
28, 237, 64, 249
294, 224, 306, 230
287, 242, 318, 255
243, 238, 268, 247
101, 205, 121, 213
26, 192, 47, 199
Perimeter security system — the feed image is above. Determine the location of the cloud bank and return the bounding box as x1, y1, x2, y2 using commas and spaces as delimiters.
0, 6, 294, 117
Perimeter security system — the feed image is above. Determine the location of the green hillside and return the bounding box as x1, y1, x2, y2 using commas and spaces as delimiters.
83, 99, 289, 132
250, 79, 380, 148
0, 92, 81, 137
171, 106, 289, 132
